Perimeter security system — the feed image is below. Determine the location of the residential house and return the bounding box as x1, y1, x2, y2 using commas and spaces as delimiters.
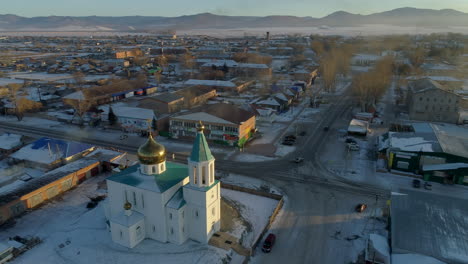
138, 93, 185, 114
9, 137, 95, 170
169, 103, 256, 147
253, 97, 282, 113
175, 86, 217, 108
110, 106, 157, 133
407, 78, 462, 124
0, 133, 23, 159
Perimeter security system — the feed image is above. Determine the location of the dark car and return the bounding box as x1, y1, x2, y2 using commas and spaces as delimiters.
355, 204, 367, 213
323, 126, 329, 132
412, 179, 421, 188
282, 141, 294, 146
424, 182, 432, 190
345, 138, 357, 144
284, 135, 296, 140
299, 131, 306, 136
262, 233, 276, 253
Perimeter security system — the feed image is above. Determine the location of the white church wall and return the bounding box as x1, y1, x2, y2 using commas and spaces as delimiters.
166, 207, 182, 244
129, 219, 146, 248
141, 189, 166, 242
110, 222, 131, 248
183, 182, 221, 243
177, 206, 188, 244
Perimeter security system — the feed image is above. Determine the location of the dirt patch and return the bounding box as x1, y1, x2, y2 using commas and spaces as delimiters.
220, 197, 240, 232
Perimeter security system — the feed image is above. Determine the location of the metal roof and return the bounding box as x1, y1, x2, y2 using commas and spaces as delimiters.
391, 191, 468, 264
107, 162, 188, 193
190, 131, 214, 162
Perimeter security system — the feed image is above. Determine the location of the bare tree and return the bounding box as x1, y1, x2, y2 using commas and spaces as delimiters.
7, 84, 42, 121
73, 71, 86, 87
64, 89, 94, 126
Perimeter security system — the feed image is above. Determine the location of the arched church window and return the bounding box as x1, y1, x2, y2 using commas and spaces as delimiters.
210, 163, 214, 183
202, 166, 206, 184
193, 167, 198, 184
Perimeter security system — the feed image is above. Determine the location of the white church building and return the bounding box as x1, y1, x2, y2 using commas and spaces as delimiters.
103, 123, 221, 248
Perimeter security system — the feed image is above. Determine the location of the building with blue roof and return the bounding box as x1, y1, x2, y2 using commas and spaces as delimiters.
10, 137, 95, 169
104, 122, 221, 248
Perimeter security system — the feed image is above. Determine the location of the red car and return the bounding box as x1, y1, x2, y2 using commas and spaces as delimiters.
262, 233, 276, 253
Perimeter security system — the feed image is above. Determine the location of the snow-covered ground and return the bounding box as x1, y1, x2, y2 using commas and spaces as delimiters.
0, 174, 228, 264
220, 174, 282, 195
232, 153, 275, 162
222, 189, 279, 248
0, 170, 283, 264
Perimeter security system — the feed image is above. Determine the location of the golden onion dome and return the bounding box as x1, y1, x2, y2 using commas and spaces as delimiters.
137, 133, 166, 165
124, 201, 132, 210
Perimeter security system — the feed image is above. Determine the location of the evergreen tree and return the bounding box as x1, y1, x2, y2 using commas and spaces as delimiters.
108, 106, 117, 125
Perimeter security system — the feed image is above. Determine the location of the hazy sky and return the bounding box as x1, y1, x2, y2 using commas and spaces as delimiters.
4, 0, 468, 17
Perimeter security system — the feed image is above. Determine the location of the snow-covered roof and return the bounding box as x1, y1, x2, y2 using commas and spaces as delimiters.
113, 106, 156, 120
63, 91, 86, 100
255, 98, 281, 107
389, 135, 436, 152
111, 210, 144, 227
173, 112, 234, 125
10, 137, 94, 165
391, 191, 468, 263
184, 79, 236, 87
432, 123, 468, 159
422, 163, 468, 171
392, 254, 446, 264
166, 189, 186, 210
273, 93, 288, 102
0, 133, 22, 150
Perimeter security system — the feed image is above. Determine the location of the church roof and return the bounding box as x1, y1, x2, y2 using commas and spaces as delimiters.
190, 130, 214, 162
166, 189, 186, 210
107, 162, 188, 193
111, 210, 144, 227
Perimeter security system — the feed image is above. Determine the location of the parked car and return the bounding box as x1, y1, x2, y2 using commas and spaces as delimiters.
262, 233, 276, 253
412, 179, 421, 188
355, 204, 367, 213
345, 137, 357, 144
347, 143, 360, 151
424, 182, 432, 190
299, 131, 306, 136
284, 135, 296, 140
293, 157, 304, 163
282, 141, 294, 146
323, 126, 329, 132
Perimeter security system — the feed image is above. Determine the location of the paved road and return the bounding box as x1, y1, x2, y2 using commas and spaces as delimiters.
0, 84, 391, 264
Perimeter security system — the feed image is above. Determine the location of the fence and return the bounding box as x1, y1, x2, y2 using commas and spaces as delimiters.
220, 181, 284, 261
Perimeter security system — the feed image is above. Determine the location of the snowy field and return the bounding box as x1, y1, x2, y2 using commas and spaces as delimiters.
222, 189, 279, 248
178, 25, 468, 37
0, 174, 227, 264
220, 174, 282, 195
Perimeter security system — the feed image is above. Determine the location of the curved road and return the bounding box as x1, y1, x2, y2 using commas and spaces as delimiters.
0, 85, 390, 263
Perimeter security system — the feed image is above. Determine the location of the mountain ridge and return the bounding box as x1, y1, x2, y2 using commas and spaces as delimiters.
1, 7, 467, 31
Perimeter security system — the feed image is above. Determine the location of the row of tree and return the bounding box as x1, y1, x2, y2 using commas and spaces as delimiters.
352, 56, 395, 112
311, 40, 355, 92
